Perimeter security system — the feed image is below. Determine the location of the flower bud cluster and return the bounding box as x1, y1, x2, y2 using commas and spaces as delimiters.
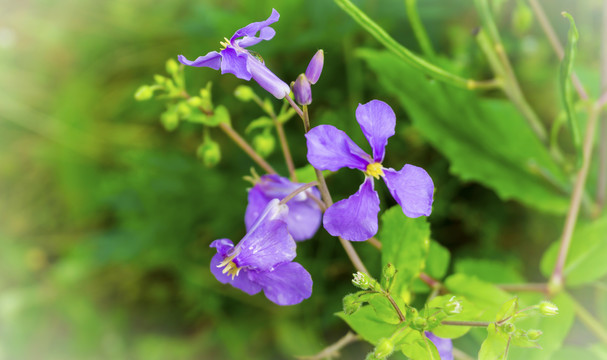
291, 50, 324, 106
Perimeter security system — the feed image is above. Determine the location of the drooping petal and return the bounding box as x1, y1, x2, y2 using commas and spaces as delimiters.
323, 177, 380, 241
209, 238, 234, 257
245, 175, 322, 241
355, 100, 396, 162
210, 251, 262, 295
230, 9, 280, 47
178, 51, 222, 70
246, 55, 291, 99
306, 125, 371, 171
383, 165, 434, 218
250, 262, 312, 305
220, 47, 251, 80
425, 332, 454, 360
238, 199, 296, 270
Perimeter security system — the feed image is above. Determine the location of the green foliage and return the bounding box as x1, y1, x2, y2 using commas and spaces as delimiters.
559, 12, 581, 160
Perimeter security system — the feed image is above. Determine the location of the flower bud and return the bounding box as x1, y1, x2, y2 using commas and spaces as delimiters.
382, 263, 396, 280
539, 301, 559, 316
134, 85, 154, 101
444, 296, 463, 315
527, 329, 543, 340
154, 74, 167, 85
160, 109, 179, 131
176, 101, 192, 118
374, 338, 394, 359
234, 85, 256, 102
305, 49, 324, 85
352, 272, 372, 290
197, 139, 221, 167
291, 74, 312, 106
166, 58, 180, 76
502, 322, 516, 334
412, 316, 427, 330
343, 293, 361, 315
253, 132, 275, 158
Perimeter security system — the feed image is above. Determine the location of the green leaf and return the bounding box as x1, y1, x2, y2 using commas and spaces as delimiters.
245, 116, 273, 134
337, 306, 400, 345
358, 49, 569, 214
379, 207, 431, 297
425, 241, 450, 280
540, 215, 607, 286
400, 331, 440, 360
559, 12, 581, 161
479, 324, 509, 360
368, 295, 401, 325
495, 297, 518, 322
444, 274, 512, 315
508, 292, 575, 360
455, 259, 524, 284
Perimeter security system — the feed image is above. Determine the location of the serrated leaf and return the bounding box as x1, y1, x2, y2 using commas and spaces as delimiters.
540, 215, 607, 286
380, 207, 431, 297
358, 49, 569, 214
337, 306, 400, 345
400, 331, 441, 360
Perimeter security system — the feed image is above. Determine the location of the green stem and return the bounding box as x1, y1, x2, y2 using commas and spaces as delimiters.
597, 0, 607, 212
384, 292, 406, 322
441, 320, 491, 327
334, 0, 500, 90
405, 0, 436, 58
570, 294, 607, 344
272, 116, 297, 181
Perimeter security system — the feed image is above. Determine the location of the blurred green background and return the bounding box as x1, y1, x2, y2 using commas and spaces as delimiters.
0, 0, 603, 359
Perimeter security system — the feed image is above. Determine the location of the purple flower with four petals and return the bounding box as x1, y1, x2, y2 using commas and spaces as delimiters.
425, 332, 454, 360
178, 9, 291, 99
245, 175, 322, 241
210, 199, 312, 305
306, 100, 434, 241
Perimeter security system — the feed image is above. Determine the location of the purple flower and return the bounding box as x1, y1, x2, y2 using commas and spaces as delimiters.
425, 332, 453, 360
306, 100, 434, 241
245, 175, 322, 241
210, 199, 312, 305
178, 9, 291, 99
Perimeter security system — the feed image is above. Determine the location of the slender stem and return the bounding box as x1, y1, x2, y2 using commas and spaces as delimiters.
419, 272, 442, 289
405, 0, 436, 58
550, 104, 601, 292
527, 0, 589, 100
385, 292, 406, 322
498, 283, 549, 294
334, 0, 500, 90
597, 0, 607, 211
181, 91, 277, 174
279, 181, 319, 206
570, 294, 607, 344
452, 348, 475, 360
368, 236, 382, 250
272, 116, 298, 181
441, 320, 491, 327
285, 96, 304, 119
295, 332, 360, 360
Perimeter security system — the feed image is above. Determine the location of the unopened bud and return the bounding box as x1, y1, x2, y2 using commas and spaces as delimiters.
234, 85, 256, 102
502, 322, 516, 334
187, 96, 202, 107
527, 329, 543, 340
160, 109, 179, 131
176, 101, 191, 118
374, 338, 394, 359
539, 301, 559, 316
305, 49, 324, 85
444, 296, 463, 315
352, 272, 372, 290
412, 316, 427, 330
343, 294, 361, 315
291, 74, 312, 106
134, 85, 154, 101
382, 263, 396, 280
166, 58, 180, 75
253, 132, 275, 158
197, 139, 221, 167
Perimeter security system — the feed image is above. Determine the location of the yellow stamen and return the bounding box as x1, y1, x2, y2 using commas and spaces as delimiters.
219, 37, 231, 49
365, 162, 384, 180
217, 248, 242, 280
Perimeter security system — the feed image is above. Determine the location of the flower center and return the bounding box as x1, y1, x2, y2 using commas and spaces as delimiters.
365, 162, 384, 179
216, 249, 242, 280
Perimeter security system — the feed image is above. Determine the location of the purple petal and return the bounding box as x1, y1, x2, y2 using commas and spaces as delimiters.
210, 252, 262, 295
292, 73, 312, 105
305, 50, 324, 85
383, 165, 434, 218
250, 262, 312, 305
238, 199, 296, 270
306, 125, 371, 171
355, 100, 396, 163
425, 332, 453, 360
231, 9, 280, 47
220, 47, 251, 80
210, 238, 234, 257
245, 175, 322, 241
178, 51, 222, 70
247, 55, 291, 99
323, 177, 380, 241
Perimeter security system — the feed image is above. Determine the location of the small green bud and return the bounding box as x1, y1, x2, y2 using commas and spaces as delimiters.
343, 294, 361, 315
502, 322, 516, 334
444, 296, 463, 315
512, 0, 533, 35
166, 58, 180, 75
197, 139, 221, 167
373, 338, 394, 359
253, 132, 275, 158
365, 353, 380, 360
382, 263, 397, 280
352, 272, 372, 290
234, 85, 256, 102
187, 96, 202, 107
176, 101, 191, 118
160, 109, 179, 131
134, 85, 154, 101
539, 301, 559, 316
527, 329, 543, 341
154, 74, 167, 85
412, 316, 427, 330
